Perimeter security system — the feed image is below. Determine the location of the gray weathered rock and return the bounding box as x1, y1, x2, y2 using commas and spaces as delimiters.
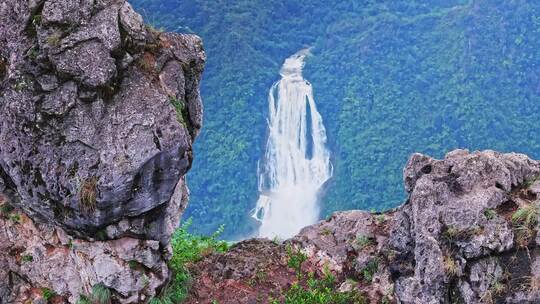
0, 0, 204, 302
185, 150, 540, 304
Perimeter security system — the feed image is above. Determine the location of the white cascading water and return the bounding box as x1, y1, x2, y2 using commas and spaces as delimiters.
251, 49, 332, 239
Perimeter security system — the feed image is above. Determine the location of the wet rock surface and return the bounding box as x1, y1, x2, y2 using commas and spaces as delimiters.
188, 150, 540, 304
0, 0, 204, 302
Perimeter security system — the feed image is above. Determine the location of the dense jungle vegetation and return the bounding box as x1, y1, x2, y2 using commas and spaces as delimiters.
131, 0, 540, 238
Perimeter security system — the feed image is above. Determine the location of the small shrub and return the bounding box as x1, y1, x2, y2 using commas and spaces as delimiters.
286, 245, 307, 275
375, 214, 386, 224
79, 177, 98, 214
21, 254, 33, 262
95, 229, 107, 241
484, 208, 497, 220
32, 14, 42, 27
1, 203, 14, 217
515, 225, 534, 248
255, 268, 267, 282
9, 213, 21, 223
355, 234, 373, 249
141, 274, 150, 288
279, 270, 366, 304
443, 226, 459, 241
360, 258, 378, 282
128, 260, 139, 269
512, 204, 539, 228
42, 288, 56, 301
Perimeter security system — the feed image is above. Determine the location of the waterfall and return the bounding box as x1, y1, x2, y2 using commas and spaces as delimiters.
251, 49, 332, 239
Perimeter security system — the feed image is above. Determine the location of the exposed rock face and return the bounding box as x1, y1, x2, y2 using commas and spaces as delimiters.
187, 150, 540, 304
0, 0, 204, 303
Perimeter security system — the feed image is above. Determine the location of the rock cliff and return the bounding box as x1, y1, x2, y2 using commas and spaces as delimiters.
187, 150, 540, 304
0, 0, 204, 302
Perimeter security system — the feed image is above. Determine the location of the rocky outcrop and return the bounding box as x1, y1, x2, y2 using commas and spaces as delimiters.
0, 0, 204, 303
187, 150, 540, 303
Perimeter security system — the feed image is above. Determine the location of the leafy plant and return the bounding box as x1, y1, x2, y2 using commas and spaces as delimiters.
286, 245, 307, 275
484, 208, 497, 220
0, 202, 14, 216
375, 214, 386, 224
360, 259, 378, 282
21, 254, 33, 262
271, 268, 365, 304
150, 219, 228, 303
128, 260, 139, 269
42, 288, 57, 302
9, 213, 21, 223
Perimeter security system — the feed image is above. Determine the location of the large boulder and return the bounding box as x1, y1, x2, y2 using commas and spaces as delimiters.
0, 0, 204, 302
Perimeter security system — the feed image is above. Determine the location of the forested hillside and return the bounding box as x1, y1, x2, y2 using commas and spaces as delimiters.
131, 0, 540, 238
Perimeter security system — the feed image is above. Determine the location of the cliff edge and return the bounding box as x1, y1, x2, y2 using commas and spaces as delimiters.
187, 150, 540, 304
0, 0, 204, 302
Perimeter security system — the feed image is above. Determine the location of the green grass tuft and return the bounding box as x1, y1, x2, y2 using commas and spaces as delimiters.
21, 254, 33, 262
484, 208, 497, 220
79, 177, 98, 214
42, 288, 57, 301
170, 97, 189, 129
271, 266, 366, 303
512, 204, 539, 228
91, 284, 111, 304
355, 234, 373, 249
